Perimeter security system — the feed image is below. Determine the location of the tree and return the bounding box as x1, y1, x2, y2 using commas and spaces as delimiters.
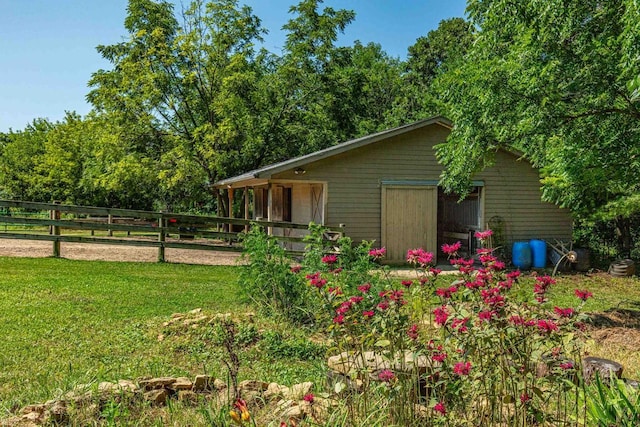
389, 17, 475, 125
87, 0, 268, 210
435, 0, 640, 252
87, 0, 396, 213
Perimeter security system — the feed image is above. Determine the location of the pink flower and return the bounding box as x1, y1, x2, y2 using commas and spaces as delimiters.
377, 300, 389, 311
336, 301, 352, 315
481, 287, 505, 307
357, 283, 371, 293
559, 361, 574, 370
506, 270, 521, 280
474, 229, 493, 240
321, 254, 338, 265
305, 272, 320, 280
290, 265, 302, 273
430, 268, 442, 276
401, 280, 413, 288
368, 247, 387, 259
436, 285, 458, 299
432, 352, 447, 363
433, 401, 446, 415
328, 286, 343, 296
407, 324, 419, 340
389, 290, 405, 303
575, 289, 593, 301
492, 260, 506, 270
406, 248, 434, 266
433, 305, 449, 326
537, 275, 556, 286
303, 393, 314, 403
378, 369, 395, 382
310, 278, 327, 289
478, 310, 497, 322
520, 393, 531, 404
333, 314, 344, 324
349, 296, 364, 304
451, 318, 469, 333
537, 319, 559, 333
554, 306, 575, 318
441, 241, 462, 255
453, 361, 472, 376
509, 315, 530, 326
363, 310, 375, 319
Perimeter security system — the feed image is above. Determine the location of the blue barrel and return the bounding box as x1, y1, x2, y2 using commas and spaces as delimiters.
512, 242, 532, 270
529, 239, 547, 268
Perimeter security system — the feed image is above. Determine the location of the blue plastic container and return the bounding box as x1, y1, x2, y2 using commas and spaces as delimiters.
512, 241, 532, 270
529, 239, 547, 268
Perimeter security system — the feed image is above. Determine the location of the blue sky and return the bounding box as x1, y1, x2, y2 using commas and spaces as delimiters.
0, 0, 467, 132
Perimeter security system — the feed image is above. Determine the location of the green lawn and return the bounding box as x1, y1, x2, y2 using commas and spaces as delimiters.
0, 257, 244, 413
1, 255, 639, 425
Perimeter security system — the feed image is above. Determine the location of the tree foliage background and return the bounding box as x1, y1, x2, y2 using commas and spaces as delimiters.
0, 0, 638, 256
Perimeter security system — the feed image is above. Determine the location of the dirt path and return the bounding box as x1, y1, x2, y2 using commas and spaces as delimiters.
0, 238, 242, 266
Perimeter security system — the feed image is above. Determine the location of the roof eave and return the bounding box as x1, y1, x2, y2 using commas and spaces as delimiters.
213, 115, 452, 188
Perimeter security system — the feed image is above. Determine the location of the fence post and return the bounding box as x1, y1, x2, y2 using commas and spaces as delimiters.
157, 214, 165, 262
51, 202, 61, 257
108, 214, 113, 237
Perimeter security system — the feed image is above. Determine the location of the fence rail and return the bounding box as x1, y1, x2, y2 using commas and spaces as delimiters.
0, 200, 344, 262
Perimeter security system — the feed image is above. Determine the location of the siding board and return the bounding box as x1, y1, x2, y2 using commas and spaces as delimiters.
271, 124, 572, 252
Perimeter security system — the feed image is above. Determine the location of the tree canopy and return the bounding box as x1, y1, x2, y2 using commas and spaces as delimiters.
435, 0, 640, 226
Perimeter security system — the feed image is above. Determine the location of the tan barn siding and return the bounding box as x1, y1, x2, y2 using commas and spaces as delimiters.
478, 151, 573, 247
272, 125, 572, 249
273, 126, 449, 244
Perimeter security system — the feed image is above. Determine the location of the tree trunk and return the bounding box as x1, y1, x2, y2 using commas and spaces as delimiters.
615, 216, 632, 258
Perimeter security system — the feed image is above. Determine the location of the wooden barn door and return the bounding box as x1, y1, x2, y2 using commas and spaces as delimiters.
382, 185, 437, 263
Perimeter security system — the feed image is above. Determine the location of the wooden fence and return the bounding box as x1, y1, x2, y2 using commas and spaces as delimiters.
0, 200, 345, 262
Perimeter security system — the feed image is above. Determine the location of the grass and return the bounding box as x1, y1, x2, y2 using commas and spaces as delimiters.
0, 257, 280, 415
1, 256, 639, 425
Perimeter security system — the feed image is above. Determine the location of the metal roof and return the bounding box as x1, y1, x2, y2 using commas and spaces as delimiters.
214, 116, 452, 187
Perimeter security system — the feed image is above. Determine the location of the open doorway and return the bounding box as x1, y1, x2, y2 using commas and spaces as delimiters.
437, 186, 482, 261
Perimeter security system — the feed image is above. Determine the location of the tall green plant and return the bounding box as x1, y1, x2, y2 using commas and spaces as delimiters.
585, 375, 640, 426
238, 225, 310, 324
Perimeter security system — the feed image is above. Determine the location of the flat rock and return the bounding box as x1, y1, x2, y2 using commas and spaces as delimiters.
170, 377, 193, 391
177, 390, 199, 406
139, 377, 176, 390
264, 382, 289, 400
238, 380, 269, 393
48, 400, 68, 423
285, 382, 313, 401
213, 378, 228, 391
328, 351, 428, 378
280, 404, 303, 420
583, 357, 624, 383
144, 389, 169, 406
183, 315, 209, 326
193, 375, 214, 392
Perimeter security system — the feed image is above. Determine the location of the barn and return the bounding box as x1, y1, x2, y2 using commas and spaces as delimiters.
213, 116, 573, 263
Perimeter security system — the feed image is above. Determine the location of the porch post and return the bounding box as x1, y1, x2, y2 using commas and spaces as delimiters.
267, 183, 272, 235
216, 190, 222, 232
228, 187, 234, 236
244, 187, 250, 233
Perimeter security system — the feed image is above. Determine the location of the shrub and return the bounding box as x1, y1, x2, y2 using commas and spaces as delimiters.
292, 229, 593, 425
238, 225, 311, 324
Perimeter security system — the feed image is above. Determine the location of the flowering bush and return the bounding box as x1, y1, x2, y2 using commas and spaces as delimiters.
291, 227, 592, 425
242, 224, 594, 424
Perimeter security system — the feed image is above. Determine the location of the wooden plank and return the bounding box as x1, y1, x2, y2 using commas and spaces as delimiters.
0, 216, 157, 233
382, 185, 437, 263
163, 241, 242, 252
